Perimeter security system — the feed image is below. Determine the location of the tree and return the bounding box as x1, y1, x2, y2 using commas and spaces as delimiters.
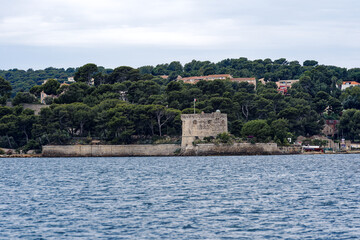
55, 82, 90, 104
303, 60, 318, 67
209, 97, 232, 113
149, 105, 180, 136
0, 115, 17, 148
270, 118, 290, 144
43, 79, 60, 95
297, 75, 316, 96
233, 92, 256, 121
339, 109, 360, 141
127, 80, 161, 104
167, 72, 179, 82
29, 85, 43, 97
74, 63, 98, 85
107, 112, 135, 144
230, 119, 243, 137
107, 66, 140, 84
166, 81, 183, 93
168, 61, 183, 73
0, 77, 12, 105
327, 97, 342, 115
17, 110, 36, 143
12, 92, 37, 106
51, 103, 93, 137
241, 120, 271, 142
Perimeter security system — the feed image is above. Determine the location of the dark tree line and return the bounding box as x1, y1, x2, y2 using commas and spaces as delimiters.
1, 58, 360, 152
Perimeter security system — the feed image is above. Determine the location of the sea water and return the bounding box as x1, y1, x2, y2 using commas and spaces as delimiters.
0, 155, 360, 239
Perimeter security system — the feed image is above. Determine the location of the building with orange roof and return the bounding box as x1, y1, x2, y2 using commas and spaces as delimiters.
341, 81, 360, 91
178, 74, 232, 84
232, 77, 257, 87
178, 74, 259, 88
275, 79, 299, 94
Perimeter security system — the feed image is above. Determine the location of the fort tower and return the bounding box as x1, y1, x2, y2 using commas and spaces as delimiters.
181, 111, 228, 148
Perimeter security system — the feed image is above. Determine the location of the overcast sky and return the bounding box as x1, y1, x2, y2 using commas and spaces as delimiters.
0, 0, 359, 70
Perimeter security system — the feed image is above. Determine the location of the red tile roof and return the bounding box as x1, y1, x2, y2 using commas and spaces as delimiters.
231, 78, 256, 82
342, 81, 360, 85
181, 74, 232, 81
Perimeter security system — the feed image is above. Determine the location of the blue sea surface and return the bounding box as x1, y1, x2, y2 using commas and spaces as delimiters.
0, 155, 360, 239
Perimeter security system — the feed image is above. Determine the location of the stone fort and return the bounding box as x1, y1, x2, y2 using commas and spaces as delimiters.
181, 111, 228, 148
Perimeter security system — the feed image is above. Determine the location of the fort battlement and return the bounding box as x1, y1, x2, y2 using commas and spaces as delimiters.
181, 111, 228, 148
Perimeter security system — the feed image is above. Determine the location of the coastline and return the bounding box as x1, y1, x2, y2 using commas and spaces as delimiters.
1, 150, 359, 158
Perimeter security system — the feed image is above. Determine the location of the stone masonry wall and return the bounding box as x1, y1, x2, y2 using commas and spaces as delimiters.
181, 112, 228, 148
181, 143, 280, 156
6, 102, 48, 115
42, 144, 181, 157
42, 143, 301, 157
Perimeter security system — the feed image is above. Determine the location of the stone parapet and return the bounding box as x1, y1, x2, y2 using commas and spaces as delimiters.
42, 144, 181, 157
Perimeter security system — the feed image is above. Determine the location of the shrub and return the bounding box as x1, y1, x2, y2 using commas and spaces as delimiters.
241, 120, 271, 142
216, 132, 234, 144
174, 148, 181, 155
203, 136, 214, 142
22, 140, 41, 154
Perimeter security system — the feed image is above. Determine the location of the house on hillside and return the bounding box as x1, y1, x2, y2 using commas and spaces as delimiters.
40, 82, 69, 104
322, 120, 340, 138
177, 74, 258, 88
178, 74, 232, 84
341, 81, 360, 91
232, 78, 257, 88
276, 79, 299, 94
258, 78, 266, 85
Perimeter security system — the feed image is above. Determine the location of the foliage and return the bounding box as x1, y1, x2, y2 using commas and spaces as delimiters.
0, 67, 75, 94
216, 132, 234, 144
302, 138, 328, 147
22, 139, 41, 153
1, 58, 360, 150
0, 77, 12, 105
241, 120, 271, 142
74, 63, 98, 85
43, 79, 60, 95
339, 109, 360, 141
12, 92, 37, 105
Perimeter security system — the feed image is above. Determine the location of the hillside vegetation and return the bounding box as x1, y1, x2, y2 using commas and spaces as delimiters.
0, 58, 360, 152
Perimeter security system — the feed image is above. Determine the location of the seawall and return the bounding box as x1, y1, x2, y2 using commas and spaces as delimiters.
42, 143, 301, 157
182, 143, 285, 156
42, 144, 181, 157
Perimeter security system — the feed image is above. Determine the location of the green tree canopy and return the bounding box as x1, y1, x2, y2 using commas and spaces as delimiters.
43, 79, 60, 95
12, 92, 37, 106
241, 120, 271, 142
0, 77, 12, 105
74, 63, 98, 85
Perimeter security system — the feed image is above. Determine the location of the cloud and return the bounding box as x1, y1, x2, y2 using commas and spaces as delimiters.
0, 0, 359, 68
0, 0, 221, 47
1, 0, 359, 48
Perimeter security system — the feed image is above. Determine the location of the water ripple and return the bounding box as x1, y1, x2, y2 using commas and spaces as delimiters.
0, 155, 360, 239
